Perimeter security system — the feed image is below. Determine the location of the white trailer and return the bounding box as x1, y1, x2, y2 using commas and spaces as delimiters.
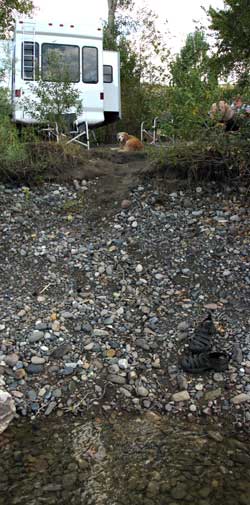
0, 18, 121, 145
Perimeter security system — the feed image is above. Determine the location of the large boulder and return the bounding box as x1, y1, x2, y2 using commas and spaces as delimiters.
0, 390, 16, 434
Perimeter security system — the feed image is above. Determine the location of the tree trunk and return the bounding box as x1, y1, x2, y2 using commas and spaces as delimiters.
107, 0, 118, 40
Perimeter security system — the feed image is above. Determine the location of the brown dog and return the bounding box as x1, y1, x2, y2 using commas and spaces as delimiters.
117, 132, 144, 151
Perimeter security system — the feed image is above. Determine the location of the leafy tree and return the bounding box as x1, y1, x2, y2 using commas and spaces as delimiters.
103, 1, 171, 136
106, 0, 134, 48
207, 0, 250, 86
167, 30, 219, 139
23, 53, 82, 132
0, 0, 33, 33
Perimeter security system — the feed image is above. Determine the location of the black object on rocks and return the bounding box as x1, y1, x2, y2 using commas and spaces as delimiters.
189, 313, 216, 353
181, 351, 230, 374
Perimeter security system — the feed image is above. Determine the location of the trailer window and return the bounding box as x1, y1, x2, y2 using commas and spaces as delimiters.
42, 44, 80, 82
82, 47, 98, 83
22, 42, 39, 81
103, 65, 113, 83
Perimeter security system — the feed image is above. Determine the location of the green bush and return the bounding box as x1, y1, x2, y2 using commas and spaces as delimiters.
0, 90, 27, 166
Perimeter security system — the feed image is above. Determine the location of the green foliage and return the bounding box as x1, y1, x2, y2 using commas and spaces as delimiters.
0, 115, 27, 164
22, 53, 82, 131
207, 0, 250, 85
0, 0, 33, 33
165, 31, 220, 140
103, 1, 171, 136
0, 87, 11, 116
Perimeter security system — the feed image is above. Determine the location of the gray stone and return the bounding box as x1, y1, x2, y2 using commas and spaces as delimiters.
29, 330, 44, 343
53, 388, 62, 398
136, 339, 150, 350
31, 356, 46, 365
119, 387, 132, 398
5, 353, 19, 367
61, 311, 74, 319
213, 373, 224, 382
177, 374, 188, 390
93, 329, 109, 337
177, 321, 190, 332
50, 344, 72, 359
137, 386, 149, 397
45, 401, 57, 416
84, 342, 94, 351
26, 364, 44, 374
35, 322, 48, 330
107, 374, 126, 385
27, 390, 37, 401
108, 364, 120, 374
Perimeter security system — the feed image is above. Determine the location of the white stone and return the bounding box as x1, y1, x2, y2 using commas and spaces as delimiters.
189, 404, 197, 412
195, 383, 203, 391
136, 264, 143, 273
0, 390, 16, 434
118, 359, 128, 370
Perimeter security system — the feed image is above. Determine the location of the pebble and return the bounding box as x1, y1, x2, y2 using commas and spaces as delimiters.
204, 389, 222, 401
172, 391, 190, 402
5, 353, 19, 367
231, 393, 250, 405
45, 401, 57, 416
136, 386, 149, 397
121, 199, 131, 209
213, 373, 224, 382
29, 330, 44, 343
31, 357, 46, 365
26, 364, 44, 374
107, 375, 126, 385
135, 264, 143, 273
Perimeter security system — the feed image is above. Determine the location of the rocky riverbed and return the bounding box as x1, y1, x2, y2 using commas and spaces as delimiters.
1, 159, 250, 427
1, 412, 250, 505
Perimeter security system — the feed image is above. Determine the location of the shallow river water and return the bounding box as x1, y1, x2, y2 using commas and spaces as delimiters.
1, 413, 250, 505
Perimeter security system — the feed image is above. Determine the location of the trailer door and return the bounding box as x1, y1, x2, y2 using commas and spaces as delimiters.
103, 50, 121, 123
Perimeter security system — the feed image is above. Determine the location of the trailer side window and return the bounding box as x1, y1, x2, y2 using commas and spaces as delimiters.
42, 44, 80, 82
22, 42, 39, 81
82, 47, 98, 83
103, 65, 113, 83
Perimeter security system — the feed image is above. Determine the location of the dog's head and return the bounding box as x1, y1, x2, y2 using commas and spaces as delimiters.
117, 132, 129, 144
